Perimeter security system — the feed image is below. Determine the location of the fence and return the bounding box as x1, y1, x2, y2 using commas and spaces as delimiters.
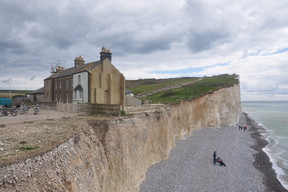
56, 102, 120, 116
89, 104, 120, 116
125, 96, 142, 106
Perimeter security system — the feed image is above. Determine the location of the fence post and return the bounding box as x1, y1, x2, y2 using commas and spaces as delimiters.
47, 106, 49, 119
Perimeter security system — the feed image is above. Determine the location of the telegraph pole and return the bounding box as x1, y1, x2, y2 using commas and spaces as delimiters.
9, 78, 12, 99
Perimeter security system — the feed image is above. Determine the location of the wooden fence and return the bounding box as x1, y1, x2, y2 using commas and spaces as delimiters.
56, 102, 121, 116
89, 104, 120, 116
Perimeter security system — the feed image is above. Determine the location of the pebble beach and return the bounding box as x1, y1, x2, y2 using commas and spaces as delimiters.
140, 113, 287, 192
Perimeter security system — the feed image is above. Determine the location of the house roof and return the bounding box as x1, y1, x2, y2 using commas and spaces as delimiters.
29, 87, 44, 94
73, 84, 83, 91
45, 60, 102, 80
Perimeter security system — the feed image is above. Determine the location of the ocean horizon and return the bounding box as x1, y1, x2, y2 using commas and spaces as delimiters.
242, 101, 288, 190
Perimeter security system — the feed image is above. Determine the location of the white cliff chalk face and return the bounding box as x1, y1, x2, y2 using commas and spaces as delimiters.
0, 85, 241, 192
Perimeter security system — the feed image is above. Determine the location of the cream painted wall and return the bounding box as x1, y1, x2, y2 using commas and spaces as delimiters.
89, 59, 125, 107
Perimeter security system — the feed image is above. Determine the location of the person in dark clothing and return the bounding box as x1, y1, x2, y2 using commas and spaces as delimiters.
213, 151, 217, 164
216, 157, 226, 166
16, 103, 21, 108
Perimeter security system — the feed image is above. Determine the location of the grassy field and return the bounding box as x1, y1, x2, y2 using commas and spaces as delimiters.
0, 90, 32, 98
128, 74, 239, 104
126, 77, 200, 94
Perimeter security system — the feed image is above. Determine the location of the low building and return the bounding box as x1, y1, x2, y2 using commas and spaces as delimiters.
29, 87, 45, 102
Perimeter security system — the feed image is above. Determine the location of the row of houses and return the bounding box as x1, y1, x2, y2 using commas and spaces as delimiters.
31, 47, 126, 110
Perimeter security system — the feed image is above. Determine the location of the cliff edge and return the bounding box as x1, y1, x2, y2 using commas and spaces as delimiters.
0, 85, 241, 192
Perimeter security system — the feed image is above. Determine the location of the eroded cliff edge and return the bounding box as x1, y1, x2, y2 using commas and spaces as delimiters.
0, 85, 241, 192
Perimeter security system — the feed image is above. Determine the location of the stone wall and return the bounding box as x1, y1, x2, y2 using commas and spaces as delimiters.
0, 85, 241, 192
125, 96, 142, 106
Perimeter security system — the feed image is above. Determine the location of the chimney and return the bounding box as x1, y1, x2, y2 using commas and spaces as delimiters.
74, 56, 85, 67
100, 47, 112, 62
55, 66, 64, 73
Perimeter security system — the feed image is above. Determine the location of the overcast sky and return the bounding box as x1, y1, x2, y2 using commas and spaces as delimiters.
1, 0, 288, 101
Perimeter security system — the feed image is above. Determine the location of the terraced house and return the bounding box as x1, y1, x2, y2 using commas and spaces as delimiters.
44, 47, 125, 109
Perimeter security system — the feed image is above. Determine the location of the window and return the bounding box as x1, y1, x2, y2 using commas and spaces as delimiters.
79, 91, 82, 99
59, 81, 61, 88
78, 75, 81, 84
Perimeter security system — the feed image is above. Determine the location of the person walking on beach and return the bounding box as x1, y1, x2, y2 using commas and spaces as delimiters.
213, 151, 217, 164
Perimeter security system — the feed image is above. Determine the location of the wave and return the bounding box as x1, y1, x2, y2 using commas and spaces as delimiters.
253, 119, 288, 190
263, 144, 288, 190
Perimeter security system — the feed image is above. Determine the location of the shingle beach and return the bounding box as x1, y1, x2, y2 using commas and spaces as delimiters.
140, 113, 287, 192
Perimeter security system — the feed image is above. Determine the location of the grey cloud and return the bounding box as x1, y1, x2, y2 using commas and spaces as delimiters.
0, 40, 26, 54
1, 78, 12, 84
88, 24, 178, 55
186, 30, 228, 52
182, 0, 232, 52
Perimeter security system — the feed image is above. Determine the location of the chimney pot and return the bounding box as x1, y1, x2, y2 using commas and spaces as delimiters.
100, 47, 112, 62
74, 56, 85, 67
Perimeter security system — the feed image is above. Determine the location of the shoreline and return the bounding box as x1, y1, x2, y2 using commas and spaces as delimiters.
244, 112, 287, 192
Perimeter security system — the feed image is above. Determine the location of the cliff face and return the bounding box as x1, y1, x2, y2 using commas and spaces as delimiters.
0, 85, 241, 192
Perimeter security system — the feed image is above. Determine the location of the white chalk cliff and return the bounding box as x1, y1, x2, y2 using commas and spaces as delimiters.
0, 85, 241, 192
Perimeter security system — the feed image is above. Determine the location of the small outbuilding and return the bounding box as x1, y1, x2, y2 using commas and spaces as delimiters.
29, 87, 45, 102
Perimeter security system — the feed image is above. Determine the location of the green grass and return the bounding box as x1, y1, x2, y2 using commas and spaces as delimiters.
0, 90, 32, 98
140, 74, 239, 104
128, 77, 200, 94
18, 146, 40, 151
189, 74, 238, 87
146, 86, 219, 104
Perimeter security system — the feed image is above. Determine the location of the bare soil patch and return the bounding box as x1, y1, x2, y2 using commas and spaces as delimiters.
0, 110, 113, 167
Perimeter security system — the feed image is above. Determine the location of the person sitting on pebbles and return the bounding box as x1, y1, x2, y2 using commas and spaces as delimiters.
216, 157, 226, 166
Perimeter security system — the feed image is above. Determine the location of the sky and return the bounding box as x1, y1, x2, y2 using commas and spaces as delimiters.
0, 0, 288, 101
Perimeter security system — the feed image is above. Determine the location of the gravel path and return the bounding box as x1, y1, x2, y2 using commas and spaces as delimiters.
140, 114, 266, 192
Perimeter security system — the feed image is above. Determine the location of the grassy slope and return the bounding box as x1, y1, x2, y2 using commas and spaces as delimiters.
127, 74, 239, 104
126, 77, 200, 94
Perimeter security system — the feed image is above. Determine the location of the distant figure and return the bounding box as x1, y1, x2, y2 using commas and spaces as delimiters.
213, 151, 217, 164
216, 157, 226, 166
243, 126, 247, 131
16, 103, 21, 109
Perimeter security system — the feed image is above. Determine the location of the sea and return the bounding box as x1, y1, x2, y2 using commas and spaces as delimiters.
242, 101, 288, 190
